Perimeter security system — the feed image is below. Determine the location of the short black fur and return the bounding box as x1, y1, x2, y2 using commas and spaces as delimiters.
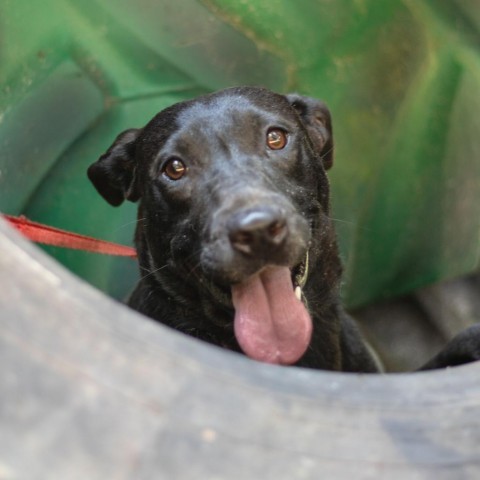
88, 86, 480, 372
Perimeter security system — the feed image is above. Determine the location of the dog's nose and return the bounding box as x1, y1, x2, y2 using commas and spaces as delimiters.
228, 208, 288, 255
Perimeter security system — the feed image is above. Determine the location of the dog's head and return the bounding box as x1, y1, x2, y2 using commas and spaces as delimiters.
88, 87, 335, 365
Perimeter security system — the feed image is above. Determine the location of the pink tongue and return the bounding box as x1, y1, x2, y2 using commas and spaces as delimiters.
231, 266, 312, 365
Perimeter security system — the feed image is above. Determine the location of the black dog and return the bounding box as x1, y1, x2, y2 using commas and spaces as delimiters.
88, 86, 480, 372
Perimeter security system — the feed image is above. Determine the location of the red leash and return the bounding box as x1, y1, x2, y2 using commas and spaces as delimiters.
3, 214, 137, 259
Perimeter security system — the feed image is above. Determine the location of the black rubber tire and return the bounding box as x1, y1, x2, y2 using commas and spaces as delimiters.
1, 217, 479, 479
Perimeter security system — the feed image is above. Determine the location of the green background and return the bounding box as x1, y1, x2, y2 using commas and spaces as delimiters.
1, 0, 479, 307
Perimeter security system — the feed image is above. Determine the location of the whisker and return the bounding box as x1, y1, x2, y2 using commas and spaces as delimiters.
139, 263, 169, 281
186, 257, 204, 280
329, 217, 356, 226
327, 216, 372, 232
114, 217, 147, 232
320, 145, 334, 159
137, 242, 205, 283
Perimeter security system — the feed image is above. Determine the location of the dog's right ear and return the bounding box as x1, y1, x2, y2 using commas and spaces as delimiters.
87, 128, 141, 206
286, 94, 334, 170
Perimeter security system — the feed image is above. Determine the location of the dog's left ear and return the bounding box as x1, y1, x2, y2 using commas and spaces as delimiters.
286, 94, 334, 170
87, 128, 142, 207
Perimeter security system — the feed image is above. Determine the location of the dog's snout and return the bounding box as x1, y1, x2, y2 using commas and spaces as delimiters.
228, 208, 288, 255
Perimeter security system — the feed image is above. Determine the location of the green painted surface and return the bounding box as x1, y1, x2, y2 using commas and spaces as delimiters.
1, 0, 479, 307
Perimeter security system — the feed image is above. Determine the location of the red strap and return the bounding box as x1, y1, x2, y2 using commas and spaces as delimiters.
3, 214, 137, 259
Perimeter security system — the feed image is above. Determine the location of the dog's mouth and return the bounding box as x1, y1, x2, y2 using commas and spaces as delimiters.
231, 254, 312, 365
292, 251, 309, 301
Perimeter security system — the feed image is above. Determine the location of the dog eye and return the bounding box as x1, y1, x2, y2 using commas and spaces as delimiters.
162, 158, 187, 181
266, 128, 288, 150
